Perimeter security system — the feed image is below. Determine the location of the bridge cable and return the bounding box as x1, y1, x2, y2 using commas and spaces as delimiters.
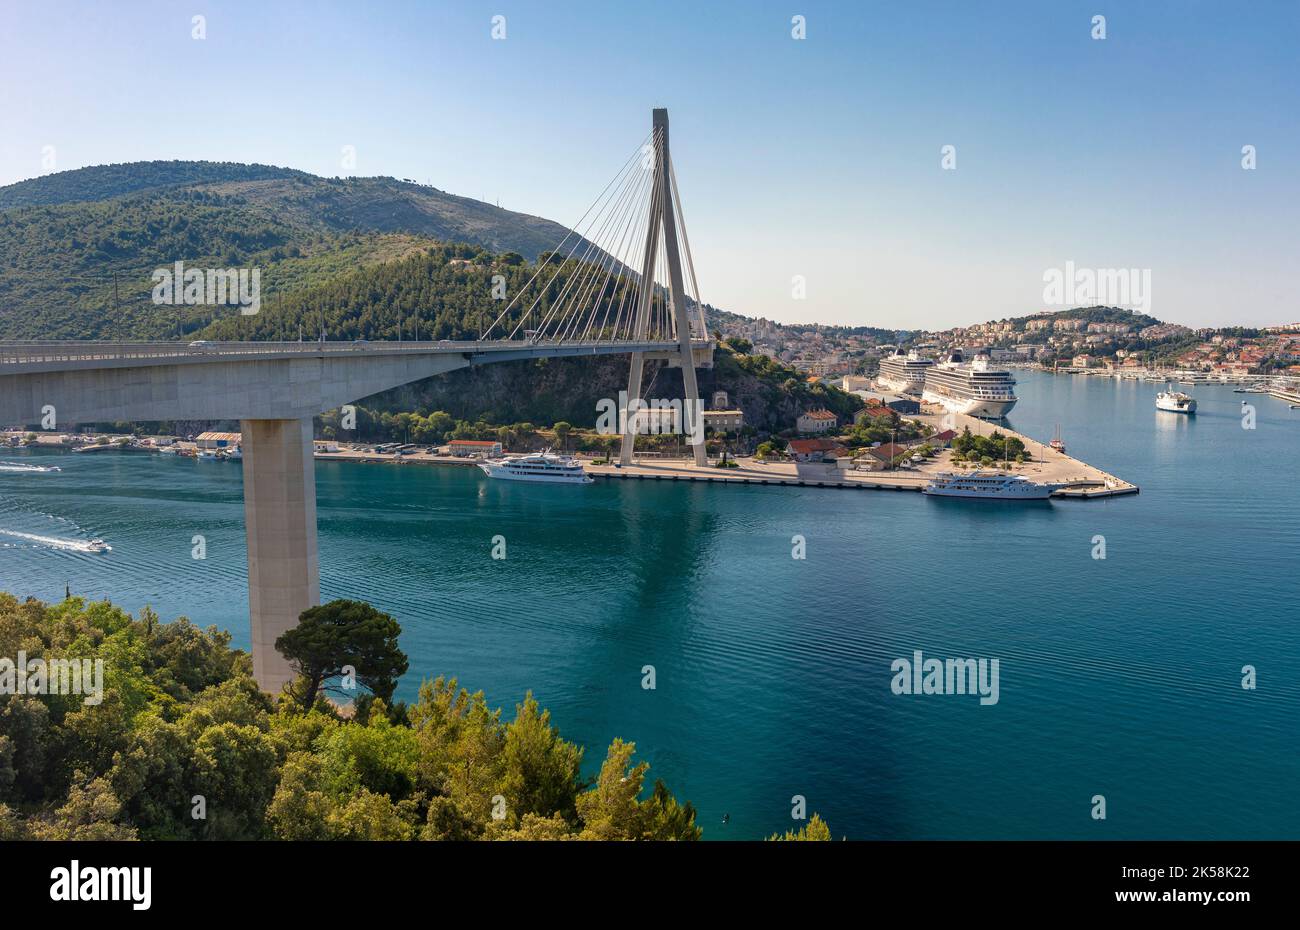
483, 132, 649, 340
528, 153, 648, 342
504, 145, 646, 341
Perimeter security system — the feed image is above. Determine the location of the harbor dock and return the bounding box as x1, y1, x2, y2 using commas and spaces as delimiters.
586, 406, 1137, 499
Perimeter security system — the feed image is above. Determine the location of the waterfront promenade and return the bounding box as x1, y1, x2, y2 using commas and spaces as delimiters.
4, 407, 1138, 498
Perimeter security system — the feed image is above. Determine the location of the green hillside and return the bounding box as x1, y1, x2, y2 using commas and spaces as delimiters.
0, 161, 305, 209
0, 161, 580, 339
194, 242, 633, 344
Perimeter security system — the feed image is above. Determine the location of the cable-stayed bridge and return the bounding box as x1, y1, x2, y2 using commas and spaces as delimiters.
0, 109, 712, 691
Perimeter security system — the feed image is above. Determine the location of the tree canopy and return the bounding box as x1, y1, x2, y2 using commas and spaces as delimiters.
0, 592, 709, 841
276, 599, 408, 709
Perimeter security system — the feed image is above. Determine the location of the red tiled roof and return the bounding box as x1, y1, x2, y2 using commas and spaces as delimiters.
788, 438, 840, 454
865, 442, 909, 459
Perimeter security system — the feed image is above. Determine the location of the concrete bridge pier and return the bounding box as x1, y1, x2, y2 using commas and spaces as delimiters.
240, 417, 319, 693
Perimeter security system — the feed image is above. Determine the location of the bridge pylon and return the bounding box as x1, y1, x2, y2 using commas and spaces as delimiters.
619, 108, 708, 467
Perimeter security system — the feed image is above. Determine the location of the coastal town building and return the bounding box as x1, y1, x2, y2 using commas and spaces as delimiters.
787, 438, 849, 463
195, 431, 241, 450
857, 442, 911, 470
797, 409, 837, 433
853, 391, 919, 420
702, 409, 745, 431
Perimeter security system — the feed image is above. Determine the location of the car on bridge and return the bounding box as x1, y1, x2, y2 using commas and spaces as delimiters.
187, 340, 215, 352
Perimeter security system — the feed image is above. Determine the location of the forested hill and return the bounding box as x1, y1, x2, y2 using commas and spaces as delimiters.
0, 161, 307, 208
0, 161, 580, 339
196, 242, 631, 343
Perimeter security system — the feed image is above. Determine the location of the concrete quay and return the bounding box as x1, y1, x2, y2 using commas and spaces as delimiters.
585, 405, 1138, 499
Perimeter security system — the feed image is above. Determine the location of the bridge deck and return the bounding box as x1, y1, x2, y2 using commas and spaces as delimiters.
0, 338, 711, 373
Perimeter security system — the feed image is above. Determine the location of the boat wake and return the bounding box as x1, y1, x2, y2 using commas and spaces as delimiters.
0, 461, 61, 473
0, 529, 109, 552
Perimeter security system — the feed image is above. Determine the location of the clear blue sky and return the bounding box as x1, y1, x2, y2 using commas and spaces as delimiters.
3, 0, 1297, 329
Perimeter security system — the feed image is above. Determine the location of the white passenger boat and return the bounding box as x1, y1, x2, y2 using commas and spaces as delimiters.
923, 470, 1060, 500
1155, 389, 1197, 414
85, 539, 111, 553
478, 451, 593, 484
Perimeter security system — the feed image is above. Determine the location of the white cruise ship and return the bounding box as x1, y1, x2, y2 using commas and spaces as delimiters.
1155, 389, 1196, 414
921, 352, 1018, 418
923, 471, 1060, 500
877, 350, 935, 395
477, 451, 593, 484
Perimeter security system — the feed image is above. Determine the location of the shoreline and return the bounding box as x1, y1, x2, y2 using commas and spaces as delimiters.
4, 407, 1140, 499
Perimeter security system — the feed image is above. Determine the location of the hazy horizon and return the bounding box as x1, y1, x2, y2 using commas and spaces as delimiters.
3, 0, 1297, 332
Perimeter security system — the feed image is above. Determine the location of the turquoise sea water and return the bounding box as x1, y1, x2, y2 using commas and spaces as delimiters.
2, 371, 1297, 839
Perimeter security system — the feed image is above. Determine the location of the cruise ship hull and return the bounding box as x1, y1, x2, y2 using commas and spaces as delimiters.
921, 389, 1017, 419
876, 374, 925, 395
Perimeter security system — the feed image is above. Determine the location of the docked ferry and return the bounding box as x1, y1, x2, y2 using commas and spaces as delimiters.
923, 471, 1059, 500
877, 350, 935, 395
478, 451, 593, 484
921, 352, 1018, 418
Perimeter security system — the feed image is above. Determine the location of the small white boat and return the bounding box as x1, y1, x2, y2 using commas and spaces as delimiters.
223, 447, 242, 461
924, 471, 1060, 500
478, 451, 592, 484
196, 450, 219, 460
1156, 389, 1197, 414
85, 539, 110, 553
158, 446, 179, 456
